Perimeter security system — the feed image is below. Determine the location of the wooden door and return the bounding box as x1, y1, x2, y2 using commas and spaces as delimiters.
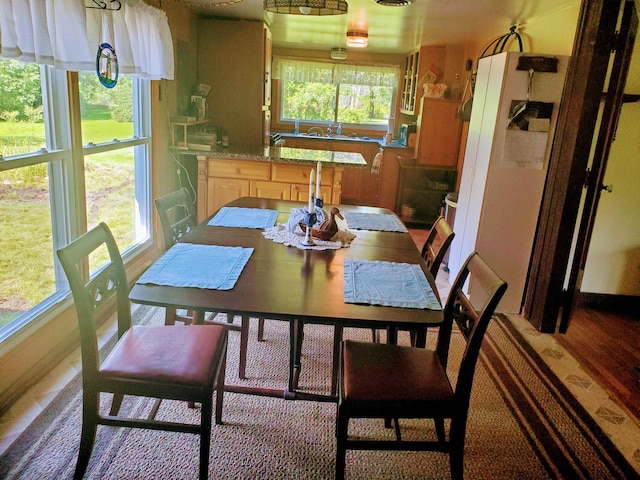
559, 1, 637, 333
524, 0, 637, 332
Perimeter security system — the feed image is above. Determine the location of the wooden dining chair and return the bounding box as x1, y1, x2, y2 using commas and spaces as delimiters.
336, 252, 507, 480
155, 187, 265, 379
57, 222, 227, 480
371, 215, 455, 344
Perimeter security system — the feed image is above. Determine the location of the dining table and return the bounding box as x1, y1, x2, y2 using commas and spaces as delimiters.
129, 196, 444, 402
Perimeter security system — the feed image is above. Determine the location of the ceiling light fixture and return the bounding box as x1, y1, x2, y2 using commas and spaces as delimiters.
374, 0, 414, 5
264, 0, 348, 15
346, 30, 368, 48
174, 0, 245, 7
331, 47, 348, 60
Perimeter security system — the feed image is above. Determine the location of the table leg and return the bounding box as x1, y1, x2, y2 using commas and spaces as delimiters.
239, 315, 249, 379
331, 325, 343, 396
289, 319, 302, 392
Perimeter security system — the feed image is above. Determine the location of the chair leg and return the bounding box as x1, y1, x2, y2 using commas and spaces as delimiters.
74, 391, 99, 480
370, 328, 379, 342
257, 317, 265, 342
109, 393, 124, 416
435, 417, 446, 443
215, 342, 227, 425
335, 407, 349, 480
238, 316, 249, 379
449, 417, 466, 480
199, 396, 213, 480
165, 306, 177, 326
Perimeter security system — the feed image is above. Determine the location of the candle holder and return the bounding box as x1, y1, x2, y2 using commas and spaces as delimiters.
300, 211, 317, 246
314, 197, 324, 209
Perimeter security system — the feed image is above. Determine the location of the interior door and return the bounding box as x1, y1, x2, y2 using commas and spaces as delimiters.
524, 0, 636, 332
559, 1, 638, 332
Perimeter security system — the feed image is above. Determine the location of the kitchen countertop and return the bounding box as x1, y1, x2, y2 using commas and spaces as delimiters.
278, 132, 410, 149
186, 144, 368, 168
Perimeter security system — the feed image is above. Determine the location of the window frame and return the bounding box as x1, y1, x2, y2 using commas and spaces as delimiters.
0, 66, 152, 346
276, 59, 399, 132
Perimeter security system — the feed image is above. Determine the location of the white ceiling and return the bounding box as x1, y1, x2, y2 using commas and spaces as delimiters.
179, 0, 578, 54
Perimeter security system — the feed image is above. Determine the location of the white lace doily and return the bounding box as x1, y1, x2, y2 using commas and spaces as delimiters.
262, 224, 356, 250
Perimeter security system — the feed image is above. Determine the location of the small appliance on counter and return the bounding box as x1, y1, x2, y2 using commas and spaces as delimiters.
398, 123, 417, 147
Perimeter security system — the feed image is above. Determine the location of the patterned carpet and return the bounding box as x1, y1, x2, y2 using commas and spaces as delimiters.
0, 306, 635, 479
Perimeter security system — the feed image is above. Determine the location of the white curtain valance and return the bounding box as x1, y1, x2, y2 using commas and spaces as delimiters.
0, 0, 174, 80
273, 57, 398, 88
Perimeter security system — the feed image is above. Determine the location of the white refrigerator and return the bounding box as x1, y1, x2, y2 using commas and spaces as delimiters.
448, 52, 569, 313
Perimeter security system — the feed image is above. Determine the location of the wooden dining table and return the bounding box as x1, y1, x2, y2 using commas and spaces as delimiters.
129, 197, 443, 402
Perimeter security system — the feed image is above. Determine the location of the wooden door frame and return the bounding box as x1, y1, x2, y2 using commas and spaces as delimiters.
523, 0, 628, 332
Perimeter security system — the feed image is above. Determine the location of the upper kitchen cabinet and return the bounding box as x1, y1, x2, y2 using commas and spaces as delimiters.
399, 46, 446, 116
414, 98, 461, 167
198, 19, 272, 145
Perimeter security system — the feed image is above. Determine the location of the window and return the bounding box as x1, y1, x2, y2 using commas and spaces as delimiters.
0, 59, 151, 339
275, 59, 399, 128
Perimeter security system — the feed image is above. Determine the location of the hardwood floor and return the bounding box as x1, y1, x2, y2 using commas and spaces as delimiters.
554, 298, 640, 421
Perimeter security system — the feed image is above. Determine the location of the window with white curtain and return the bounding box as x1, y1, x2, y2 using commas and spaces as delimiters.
273, 58, 399, 128
0, 0, 170, 341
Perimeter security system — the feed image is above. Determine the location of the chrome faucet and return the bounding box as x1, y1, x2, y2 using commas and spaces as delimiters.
326, 124, 337, 136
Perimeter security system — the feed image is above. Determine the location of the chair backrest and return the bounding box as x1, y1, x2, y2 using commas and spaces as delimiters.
420, 215, 455, 278
57, 223, 132, 381
155, 188, 197, 250
435, 251, 507, 407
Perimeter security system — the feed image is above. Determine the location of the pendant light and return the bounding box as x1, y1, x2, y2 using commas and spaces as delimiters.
264, 0, 348, 15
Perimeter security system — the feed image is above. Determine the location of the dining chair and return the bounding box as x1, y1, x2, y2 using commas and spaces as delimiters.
335, 251, 507, 480
155, 187, 265, 378
372, 215, 455, 343
57, 222, 227, 480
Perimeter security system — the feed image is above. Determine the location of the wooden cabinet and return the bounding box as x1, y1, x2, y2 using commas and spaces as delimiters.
400, 49, 420, 114
196, 155, 344, 221
414, 98, 462, 167
378, 146, 414, 211
399, 46, 446, 116
395, 159, 456, 227
198, 19, 272, 146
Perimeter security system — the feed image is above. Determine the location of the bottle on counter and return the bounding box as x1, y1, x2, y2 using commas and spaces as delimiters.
294, 119, 299, 135
336, 122, 342, 135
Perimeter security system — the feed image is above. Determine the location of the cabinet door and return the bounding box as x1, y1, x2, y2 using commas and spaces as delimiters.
251, 180, 291, 200
415, 98, 461, 167
210, 178, 250, 216
291, 184, 332, 202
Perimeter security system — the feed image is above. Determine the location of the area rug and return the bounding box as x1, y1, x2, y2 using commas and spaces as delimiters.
0, 306, 636, 479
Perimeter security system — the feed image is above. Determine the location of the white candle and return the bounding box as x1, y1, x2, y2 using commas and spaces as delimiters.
315, 161, 322, 199
308, 168, 315, 212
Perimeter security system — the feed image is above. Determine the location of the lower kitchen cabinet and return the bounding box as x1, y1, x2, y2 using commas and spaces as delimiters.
395, 158, 456, 227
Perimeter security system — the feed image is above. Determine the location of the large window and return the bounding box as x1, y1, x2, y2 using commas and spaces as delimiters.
275, 59, 398, 128
0, 58, 151, 338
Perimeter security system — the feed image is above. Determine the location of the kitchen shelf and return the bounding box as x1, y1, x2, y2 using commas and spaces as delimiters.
395, 159, 456, 227
170, 119, 211, 149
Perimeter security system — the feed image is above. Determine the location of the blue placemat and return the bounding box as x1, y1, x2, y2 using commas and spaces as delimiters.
208, 207, 279, 229
136, 243, 253, 290
343, 212, 408, 232
343, 259, 441, 310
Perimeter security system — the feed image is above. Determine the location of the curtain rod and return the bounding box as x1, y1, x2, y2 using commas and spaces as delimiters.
87, 0, 122, 10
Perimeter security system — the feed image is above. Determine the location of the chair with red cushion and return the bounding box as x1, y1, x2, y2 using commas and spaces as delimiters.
336, 251, 507, 480
57, 222, 227, 480
155, 187, 266, 379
